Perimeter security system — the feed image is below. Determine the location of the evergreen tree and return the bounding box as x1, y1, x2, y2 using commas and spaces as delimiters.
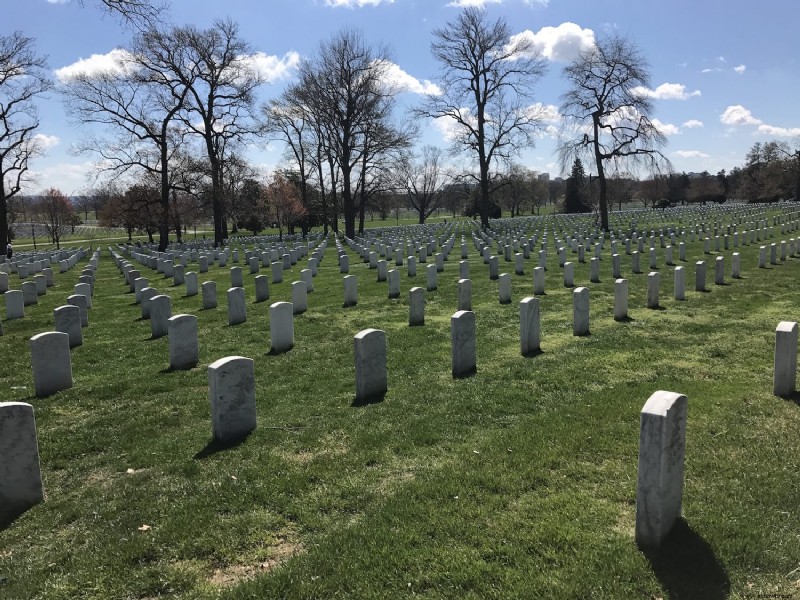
564, 158, 590, 213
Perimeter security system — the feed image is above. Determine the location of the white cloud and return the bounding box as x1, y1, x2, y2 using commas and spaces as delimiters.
244, 51, 300, 84
652, 119, 680, 136
47, 0, 69, 4
757, 124, 800, 137
701, 68, 722, 74
54, 49, 134, 82
734, 64, 746, 74
526, 102, 560, 123
33, 134, 60, 150
378, 61, 442, 95
508, 22, 595, 62
682, 119, 704, 129
632, 82, 701, 100
325, 0, 394, 6
673, 150, 710, 159
720, 105, 762, 126
433, 108, 476, 143
523, 0, 549, 6
447, 0, 500, 6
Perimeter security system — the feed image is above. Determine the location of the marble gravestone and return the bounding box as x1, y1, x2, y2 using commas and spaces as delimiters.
0, 402, 44, 523
354, 329, 387, 402
208, 356, 256, 442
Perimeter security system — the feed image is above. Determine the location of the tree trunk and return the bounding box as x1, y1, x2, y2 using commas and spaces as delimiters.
592, 114, 610, 231
0, 176, 8, 251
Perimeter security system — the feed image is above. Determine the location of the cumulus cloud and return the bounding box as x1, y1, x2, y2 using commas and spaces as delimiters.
720, 105, 762, 126
244, 51, 300, 83
652, 119, 680, 136
54, 48, 135, 82
632, 82, 701, 100
447, 0, 500, 6
325, 0, 394, 6
508, 22, 595, 62
682, 119, 704, 129
673, 150, 710, 159
734, 64, 746, 74
757, 124, 800, 137
433, 108, 476, 143
33, 134, 60, 150
378, 61, 442, 95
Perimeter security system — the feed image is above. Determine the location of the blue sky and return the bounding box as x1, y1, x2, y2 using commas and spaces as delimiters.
7, 0, 800, 194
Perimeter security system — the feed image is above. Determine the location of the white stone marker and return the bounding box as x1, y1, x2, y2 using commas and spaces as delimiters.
291, 281, 308, 314
459, 260, 469, 280
185, 272, 198, 296
150, 295, 172, 338
173, 264, 185, 286
426, 263, 438, 291
377, 260, 387, 282
34, 274, 46, 296
199, 256, 209, 273
614, 279, 628, 321
732, 253, 741, 279
0, 402, 44, 522
635, 390, 688, 548
457, 278, 472, 311
409, 287, 425, 326
590, 257, 600, 283
227, 287, 246, 325
301, 269, 314, 292
340, 254, 350, 274
563, 262, 574, 287
497, 272, 511, 304
0, 272, 7, 293
354, 329, 387, 401
68, 294, 89, 327
674, 266, 686, 301
520, 297, 540, 356
202, 281, 217, 309
270, 302, 294, 353
515, 253, 524, 275
649, 248, 657, 269
231, 267, 244, 288
533, 266, 545, 295
208, 356, 256, 442
770, 243, 777, 265
573, 287, 589, 336
272, 261, 283, 284
407, 255, 417, 277
249, 256, 259, 274
451, 310, 476, 377
631, 251, 641, 274
647, 272, 660, 309
488, 256, 499, 280
714, 256, 725, 285
343, 275, 358, 307
5, 290, 24, 320
388, 269, 400, 299
773, 321, 798, 396
169, 314, 199, 370
758, 246, 767, 268
695, 261, 706, 292
54, 305, 82, 348
255, 275, 269, 302
612, 253, 621, 279
30, 331, 72, 397
21, 281, 37, 306
74, 283, 92, 308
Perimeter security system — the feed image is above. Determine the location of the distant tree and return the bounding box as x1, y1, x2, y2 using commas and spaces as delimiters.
36, 188, 74, 248
666, 172, 690, 205
495, 163, 537, 217
559, 34, 671, 230
417, 7, 547, 229
548, 179, 565, 206
689, 171, 723, 204
0, 32, 52, 252
564, 158, 590, 213
265, 171, 307, 241
398, 146, 453, 224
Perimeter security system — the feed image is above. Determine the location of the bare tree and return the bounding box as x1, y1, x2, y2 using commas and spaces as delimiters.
417, 7, 547, 229
76, 0, 168, 29
0, 32, 51, 250
559, 34, 671, 231
398, 146, 452, 224
36, 188, 75, 248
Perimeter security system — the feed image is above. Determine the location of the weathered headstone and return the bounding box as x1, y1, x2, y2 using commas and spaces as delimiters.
426, 263, 438, 291
647, 272, 660, 309
343, 275, 358, 307
0, 402, 44, 523
533, 266, 545, 295
227, 287, 246, 326
674, 266, 686, 301
695, 261, 706, 292
5, 290, 24, 320
150, 295, 172, 338
388, 269, 400, 299
409, 287, 424, 326
354, 329, 387, 401
54, 305, 82, 348
519, 296, 540, 356
231, 267, 244, 288
208, 356, 256, 442
255, 275, 269, 303
715, 256, 725, 285
168, 314, 199, 370
291, 281, 308, 314
30, 331, 72, 397
773, 321, 798, 396
21, 281, 38, 306
457, 278, 472, 311
68, 294, 89, 327
202, 281, 217, 309
573, 287, 589, 336
635, 390, 688, 548
451, 310, 476, 377
269, 302, 294, 353
563, 262, 574, 287
499, 272, 511, 304
185, 272, 198, 296
272, 261, 283, 284
614, 278, 628, 321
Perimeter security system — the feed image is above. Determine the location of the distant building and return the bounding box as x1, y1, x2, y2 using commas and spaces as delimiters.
538, 173, 550, 182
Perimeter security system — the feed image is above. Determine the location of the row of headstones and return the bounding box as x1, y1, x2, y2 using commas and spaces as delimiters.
1, 247, 86, 294
8, 310, 799, 547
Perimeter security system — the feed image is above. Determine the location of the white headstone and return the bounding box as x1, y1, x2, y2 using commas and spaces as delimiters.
499, 272, 511, 304
68, 294, 89, 327
270, 302, 294, 353
573, 287, 589, 336
272, 261, 283, 283
291, 281, 308, 314
231, 267, 244, 288
208, 356, 256, 442
674, 266, 686, 301
0, 402, 44, 523
636, 390, 688, 548
409, 287, 425, 326
614, 278, 628, 321
74, 282, 92, 308
5, 290, 24, 320
732, 252, 741, 279
54, 305, 82, 348
563, 262, 574, 287
150, 295, 172, 338
185, 272, 198, 296
227, 287, 247, 325
774, 321, 798, 396
169, 314, 199, 370
533, 266, 545, 295
695, 261, 706, 292
343, 275, 358, 307
457, 278, 472, 311
407, 256, 417, 277
459, 260, 469, 280
255, 275, 269, 302
354, 328, 387, 401
202, 281, 217, 309
30, 331, 72, 397
451, 310, 476, 377
21, 281, 37, 306
301, 269, 314, 292
519, 296, 540, 356
647, 272, 660, 309
388, 269, 400, 299
714, 256, 725, 285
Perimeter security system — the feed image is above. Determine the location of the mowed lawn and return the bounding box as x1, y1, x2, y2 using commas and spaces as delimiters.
1, 215, 799, 599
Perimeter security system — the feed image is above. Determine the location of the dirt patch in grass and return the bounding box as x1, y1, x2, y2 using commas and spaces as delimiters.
209, 540, 303, 587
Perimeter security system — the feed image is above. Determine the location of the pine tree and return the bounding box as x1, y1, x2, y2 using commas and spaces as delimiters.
565, 158, 590, 213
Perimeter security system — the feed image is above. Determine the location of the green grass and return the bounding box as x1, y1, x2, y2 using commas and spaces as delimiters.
1, 210, 799, 599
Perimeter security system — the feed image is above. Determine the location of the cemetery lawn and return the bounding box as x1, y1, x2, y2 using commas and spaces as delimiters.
1, 221, 799, 600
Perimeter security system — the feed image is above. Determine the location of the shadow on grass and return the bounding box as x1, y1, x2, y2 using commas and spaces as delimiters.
194, 434, 250, 460
649, 306, 668, 312
615, 316, 636, 323
0, 506, 31, 532
522, 348, 544, 359
453, 367, 477, 380
351, 391, 386, 407
777, 390, 800, 407
642, 519, 730, 600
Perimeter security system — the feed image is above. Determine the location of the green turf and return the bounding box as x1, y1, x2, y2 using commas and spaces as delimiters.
1, 210, 798, 599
